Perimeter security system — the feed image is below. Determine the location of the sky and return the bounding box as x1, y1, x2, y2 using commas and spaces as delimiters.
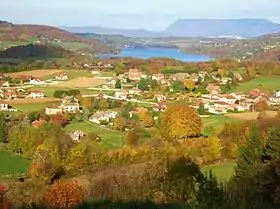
1, 0, 280, 30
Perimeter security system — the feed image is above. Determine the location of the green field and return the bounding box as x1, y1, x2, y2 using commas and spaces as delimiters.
14, 102, 59, 112
0, 149, 30, 175
203, 162, 235, 182
43, 70, 93, 80
65, 121, 125, 149
233, 76, 280, 93
202, 116, 242, 136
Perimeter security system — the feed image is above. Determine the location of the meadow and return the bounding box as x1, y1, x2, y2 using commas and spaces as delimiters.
65, 121, 125, 149
13, 102, 60, 112
233, 75, 280, 92
202, 162, 235, 182
0, 149, 30, 175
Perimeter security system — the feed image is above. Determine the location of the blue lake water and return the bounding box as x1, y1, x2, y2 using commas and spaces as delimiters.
99, 47, 211, 62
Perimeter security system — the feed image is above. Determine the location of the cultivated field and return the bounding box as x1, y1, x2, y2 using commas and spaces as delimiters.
233, 76, 280, 92
5, 69, 64, 78
54, 77, 109, 88
226, 111, 277, 120
0, 149, 30, 175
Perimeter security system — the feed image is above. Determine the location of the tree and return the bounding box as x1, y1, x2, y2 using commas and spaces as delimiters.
255, 99, 269, 112
115, 62, 126, 75
125, 129, 140, 146
221, 80, 232, 93
0, 114, 7, 143
80, 97, 93, 109
139, 112, 155, 128
247, 67, 256, 79
172, 80, 185, 91
235, 124, 264, 179
184, 79, 196, 92
138, 79, 149, 91
113, 116, 127, 131
99, 99, 109, 110
115, 79, 122, 89
27, 111, 38, 122
41, 181, 85, 208
263, 126, 280, 162
197, 102, 207, 115
51, 114, 68, 127
159, 103, 202, 141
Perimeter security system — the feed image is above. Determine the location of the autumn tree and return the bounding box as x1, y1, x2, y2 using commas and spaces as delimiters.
113, 116, 127, 131
184, 79, 196, 92
41, 181, 85, 208
139, 112, 155, 128
51, 114, 68, 127
99, 99, 109, 110
125, 129, 140, 147
80, 97, 93, 109
255, 99, 269, 112
159, 103, 202, 141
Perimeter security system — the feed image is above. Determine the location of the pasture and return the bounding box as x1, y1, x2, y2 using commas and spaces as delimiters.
226, 111, 277, 120
202, 162, 235, 182
54, 77, 109, 88
233, 76, 280, 92
5, 69, 64, 79
0, 149, 30, 175
65, 121, 125, 149
13, 102, 60, 112
202, 116, 242, 136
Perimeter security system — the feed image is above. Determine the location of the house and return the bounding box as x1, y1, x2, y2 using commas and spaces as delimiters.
89, 110, 118, 124
152, 73, 165, 82
128, 69, 141, 81
206, 84, 221, 95
69, 130, 85, 142
115, 91, 128, 100
55, 73, 68, 80
221, 77, 232, 85
154, 93, 167, 102
0, 100, 9, 111
91, 70, 100, 75
29, 78, 46, 85
153, 102, 167, 112
27, 90, 45, 99
219, 94, 237, 104
60, 102, 80, 114
228, 104, 246, 112
128, 89, 142, 96
32, 119, 46, 128
208, 106, 227, 114
0, 81, 10, 87
234, 72, 243, 81
45, 106, 63, 115
170, 73, 189, 81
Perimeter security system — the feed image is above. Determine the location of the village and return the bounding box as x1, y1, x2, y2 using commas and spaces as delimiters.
0, 65, 280, 142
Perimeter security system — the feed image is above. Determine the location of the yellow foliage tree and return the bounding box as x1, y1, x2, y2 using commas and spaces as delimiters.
159, 104, 202, 141
184, 79, 196, 92
139, 112, 155, 128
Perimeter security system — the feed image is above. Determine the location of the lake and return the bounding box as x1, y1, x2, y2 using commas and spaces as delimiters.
99, 47, 211, 62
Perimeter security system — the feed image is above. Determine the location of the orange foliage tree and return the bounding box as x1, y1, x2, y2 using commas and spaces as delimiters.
159, 103, 202, 141
41, 181, 85, 208
51, 114, 68, 127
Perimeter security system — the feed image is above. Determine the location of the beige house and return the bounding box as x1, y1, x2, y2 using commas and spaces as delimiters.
45, 106, 63, 115
0, 100, 9, 111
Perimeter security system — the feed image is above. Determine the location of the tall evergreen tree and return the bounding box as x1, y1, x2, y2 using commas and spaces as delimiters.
263, 126, 280, 162
235, 124, 264, 179
0, 113, 7, 143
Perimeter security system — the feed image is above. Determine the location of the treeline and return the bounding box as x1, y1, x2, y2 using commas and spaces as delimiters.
0, 44, 74, 59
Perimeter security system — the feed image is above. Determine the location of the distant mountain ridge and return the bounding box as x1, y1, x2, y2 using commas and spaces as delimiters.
62, 18, 280, 38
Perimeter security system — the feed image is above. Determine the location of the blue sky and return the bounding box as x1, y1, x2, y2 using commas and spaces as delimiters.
1, 0, 280, 30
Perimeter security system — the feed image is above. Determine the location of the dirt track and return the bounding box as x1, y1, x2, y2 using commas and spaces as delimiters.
226, 111, 277, 120
5, 70, 64, 78
4, 98, 61, 104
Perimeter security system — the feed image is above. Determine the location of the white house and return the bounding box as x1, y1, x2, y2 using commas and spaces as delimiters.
219, 94, 237, 104
0, 101, 9, 111
55, 74, 68, 80
152, 73, 165, 82
89, 111, 118, 124
45, 106, 63, 115
59, 103, 80, 113
115, 91, 128, 100
29, 78, 46, 85
69, 130, 85, 142
27, 90, 45, 99
208, 106, 227, 114
276, 90, 280, 98
91, 70, 100, 75
154, 93, 166, 102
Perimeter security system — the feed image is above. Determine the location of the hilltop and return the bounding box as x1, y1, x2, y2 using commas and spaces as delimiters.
0, 22, 116, 54
63, 18, 280, 38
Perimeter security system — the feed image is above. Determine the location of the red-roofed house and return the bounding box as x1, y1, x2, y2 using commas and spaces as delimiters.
32, 119, 46, 128
128, 69, 141, 81
152, 73, 165, 82
153, 102, 167, 112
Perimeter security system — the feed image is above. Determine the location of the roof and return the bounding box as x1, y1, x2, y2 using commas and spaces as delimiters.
0, 100, 7, 104
32, 119, 46, 127
92, 110, 117, 119
30, 90, 44, 94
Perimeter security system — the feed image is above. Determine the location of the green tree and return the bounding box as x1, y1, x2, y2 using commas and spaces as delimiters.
171, 80, 185, 91
99, 99, 109, 110
0, 114, 7, 143
234, 124, 264, 179
115, 62, 126, 75
197, 103, 207, 115
263, 126, 280, 162
115, 79, 122, 89
138, 79, 149, 91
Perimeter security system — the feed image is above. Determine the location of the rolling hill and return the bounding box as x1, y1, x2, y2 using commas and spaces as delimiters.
0, 22, 116, 54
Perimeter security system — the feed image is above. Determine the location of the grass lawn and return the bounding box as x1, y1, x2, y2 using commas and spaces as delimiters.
14, 102, 58, 112
233, 75, 280, 93
202, 162, 236, 182
65, 121, 125, 149
202, 115, 242, 136
43, 70, 92, 80
0, 149, 30, 175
